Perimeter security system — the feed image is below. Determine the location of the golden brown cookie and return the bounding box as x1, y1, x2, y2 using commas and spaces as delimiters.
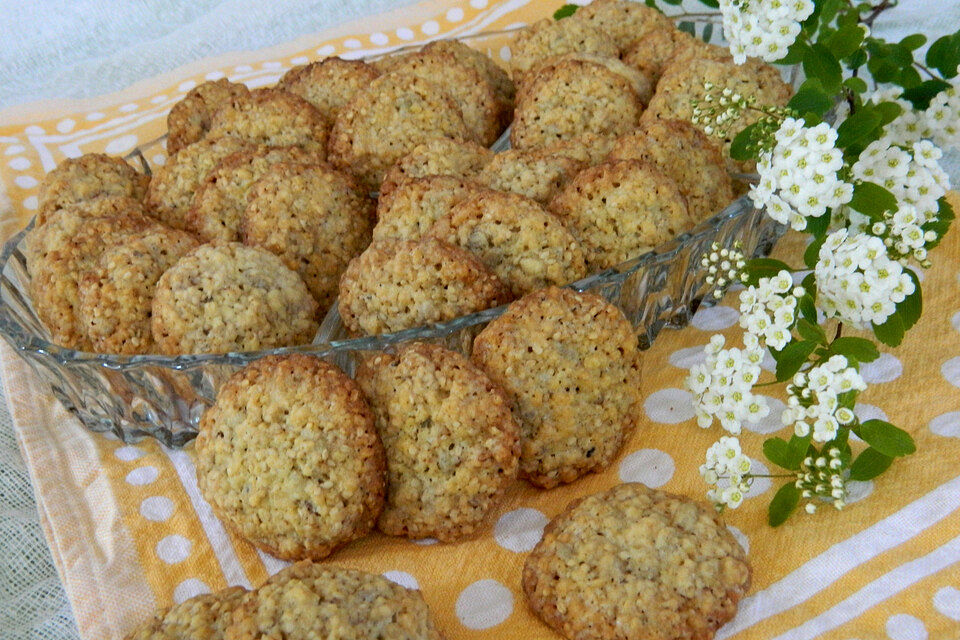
422, 39, 515, 108
570, 0, 675, 52
25, 209, 157, 350
328, 72, 474, 190
548, 159, 693, 269
536, 133, 617, 167
145, 136, 251, 230
207, 87, 329, 155
151, 243, 318, 355
277, 57, 381, 122
511, 57, 643, 150
186, 145, 325, 242
622, 26, 703, 87
373, 175, 483, 241
607, 119, 735, 221
475, 149, 584, 205
356, 343, 520, 541
35, 194, 145, 227
379, 137, 493, 198
225, 562, 443, 640
472, 287, 641, 488
241, 162, 374, 310
37, 153, 150, 222
523, 483, 751, 640
78, 226, 200, 354
338, 237, 509, 336
166, 79, 251, 154
519, 53, 653, 106
427, 190, 587, 297
509, 17, 618, 80
195, 355, 384, 561
124, 586, 248, 640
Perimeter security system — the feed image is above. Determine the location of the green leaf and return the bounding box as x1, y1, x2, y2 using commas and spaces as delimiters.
829, 337, 880, 363
848, 181, 898, 217
923, 196, 955, 250
927, 34, 960, 78
764, 438, 804, 471
836, 108, 882, 150
874, 100, 903, 126
849, 447, 894, 480
775, 340, 817, 381
553, 4, 578, 19
897, 66, 923, 90
804, 234, 826, 269
796, 319, 827, 344
804, 44, 843, 93
867, 55, 901, 84
789, 79, 834, 117
778, 39, 810, 65
806, 211, 831, 239
768, 483, 800, 527
843, 76, 869, 94
872, 312, 905, 347
902, 79, 952, 110
729, 122, 765, 162
825, 24, 865, 60
798, 293, 817, 324
678, 21, 695, 36
742, 258, 792, 286
698, 0, 720, 7
899, 269, 922, 331
859, 420, 916, 457
901, 34, 927, 51
789, 432, 812, 458
847, 48, 867, 70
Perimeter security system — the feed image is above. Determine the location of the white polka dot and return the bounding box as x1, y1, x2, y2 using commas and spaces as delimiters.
262, 61, 282, 69
455, 579, 513, 629
14, 175, 37, 188
855, 403, 888, 423
125, 466, 158, 485
369, 32, 389, 46
421, 21, 440, 36
643, 388, 695, 424
845, 480, 873, 504
22, 196, 38, 210
941, 357, 960, 387
691, 305, 739, 330
290, 56, 309, 65
5, 145, 24, 155
114, 445, 145, 461
860, 353, 902, 383
494, 508, 548, 552
156, 534, 192, 564
499, 46, 512, 61
886, 613, 927, 640
150, 95, 167, 104
727, 525, 749, 554
619, 449, 675, 487
104, 134, 138, 155
86, 112, 105, 121
173, 578, 210, 604
446, 7, 464, 21
929, 412, 960, 438
178, 80, 197, 92
234, 64, 254, 73
413, 537, 437, 546
204, 71, 225, 81
8, 157, 30, 170
118, 102, 139, 113
906, 266, 924, 282
56, 119, 75, 133
383, 571, 419, 590
760, 348, 777, 372
24, 125, 44, 136
152, 154, 166, 166
396, 27, 415, 40
933, 586, 960, 620
139, 496, 174, 522
316, 45, 336, 57
343, 38, 362, 49
470, 0, 489, 8
952, 311, 960, 333
744, 396, 786, 434
668, 345, 707, 369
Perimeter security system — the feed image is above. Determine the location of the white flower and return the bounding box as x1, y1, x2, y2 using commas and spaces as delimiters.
780, 356, 865, 442
701, 436, 753, 510
739, 270, 802, 350
922, 85, 960, 149
719, 0, 814, 64
686, 339, 769, 433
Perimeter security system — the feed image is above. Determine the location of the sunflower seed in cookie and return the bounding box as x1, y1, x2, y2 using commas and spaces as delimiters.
124, 586, 248, 640
166, 79, 251, 154
278, 57, 381, 122
37, 153, 150, 222
373, 175, 483, 241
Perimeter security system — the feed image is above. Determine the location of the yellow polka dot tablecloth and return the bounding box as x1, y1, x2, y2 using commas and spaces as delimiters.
1, 1, 960, 639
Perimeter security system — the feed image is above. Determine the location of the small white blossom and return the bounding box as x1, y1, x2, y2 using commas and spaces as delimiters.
781, 357, 865, 442
702, 436, 753, 510
687, 336, 770, 433
738, 269, 802, 350
924, 85, 960, 149
719, 0, 814, 64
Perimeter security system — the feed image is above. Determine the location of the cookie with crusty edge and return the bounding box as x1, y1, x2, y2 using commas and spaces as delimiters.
124, 586, 248, 640
166, 79, 251, 154
338, 237, 510, 337
37, 153, 150, 222
622, 26, 704, 86
373, 175, 483, 241
523, 483, 751, 640
475, 148, 584, 205
278, 57, 381, 123
536, 133, 617, 167
356, 343, 520, 541
472, 286, 641, 488
427, 190, 587, 297
224, 561, 444, 640
379, 137, 494, 199
509, 17, 618, 81
519, 52, 653, 107
241, 162, 374, 310
423, 39, 515, 108
570, 0, 675, 52
151, 242, 318, 355
195, 355, 384, 561
206, 87, 329, 155
35, 194, 145, 227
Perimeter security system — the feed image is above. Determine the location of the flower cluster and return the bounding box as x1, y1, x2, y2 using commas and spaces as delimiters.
700, 436, 753, 510
718, 0, 815, 64
701, 241, 748, 298
691, 85, 790, 146
796, 448, 847, 513
860, 85, 960, 150
738, 270, 801, 350
926, 86, 960, 150
815, 229, 916, 327
687, 335, 770, 433
750, 118, 854, 231
781, 355, 865, 442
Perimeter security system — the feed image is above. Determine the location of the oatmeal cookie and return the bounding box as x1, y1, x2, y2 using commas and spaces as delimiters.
186, 145, 325, 242
278, 57, 381, 122
373, 175, 482, 241
35, 194, 145, 227
25, 209, 157, 350
78, 226, 199, 355
511, 57, 642, 150
548, 159, 693, 269
536, 133, 617, 167
523, 483, 751, 640
356, 343, 520, 541
225, 562, 443, 640
151, 243, 318, 355
607, 119, 734, 221
520, 53, 652, 106
241, 162, 374, 310
472, 287, 641, 488
166, 79, 251, 154
195, 355, 384, 561
207, 87, 329, 155
37, 153, 150, 222
328, 72, 473, 190
422, 39, 515, 108
145, 135, 250, 230
622, 26, 704, 86
124, 586, 248, 640
475, 149, 584, 205
509, 17, 618, 80
379, 137, 493, 198
570, 0, 675, 52
338, 237, 509, 336
428, 190, 587, 297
